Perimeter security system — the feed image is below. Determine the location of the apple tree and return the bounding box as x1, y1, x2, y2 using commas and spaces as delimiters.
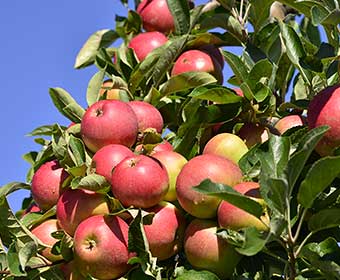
1, 0, 340, 279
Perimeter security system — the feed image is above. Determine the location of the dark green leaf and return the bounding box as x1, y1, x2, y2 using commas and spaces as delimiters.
222, 50, 248, 85
18, 241, 37, 271
86, 69, 106, 106
308, 208, 340, 232
71, 174, 110, 193
0, 182, 30, 197
247, 59, 273, 90
249, 0, 275, 31
7, 243, 26, 276
22, 152, 38, 165
235, 227, 269, 256
167, 0, 190, 34
189, 85, 243, 104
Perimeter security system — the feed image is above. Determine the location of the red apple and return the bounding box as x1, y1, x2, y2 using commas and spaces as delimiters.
128, 100, 164, 133
128, 32, 168, 62
137, 0, 175, 33
233, 88, 244, 97
56, 188, 110, 236
199, 44, 224, 70
31, 160, 68, 210
171, 50, 223, 84
184, 219, 241, 279
152, 150, 187, 201
176, 154, 243, 218
23, 203, 41, 216
73, 215, 132, 279
274, 114, 305, 135
31, 219, 63, 262
237, 123, 269, 148
111, 155, 169, 208
203, 133, 249, 164
81, 100, 138, 152
60, 261, 86, 280
307, 84, 340, 156
144, 201, 186, 260
91, 144, 134, 182
135, 140, 173, 155
218, 182, 269, 231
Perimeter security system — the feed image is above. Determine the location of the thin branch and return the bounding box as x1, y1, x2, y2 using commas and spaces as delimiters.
293, 207, 308, 243
294, 231, 314, 258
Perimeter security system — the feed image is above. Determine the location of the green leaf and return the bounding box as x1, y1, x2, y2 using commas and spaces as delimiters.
175, 268, 220, 280
21, 206, 56, 229
235, 227, 269, 256
49, 88, 85, 123
71, 174, 110, 193
167, 0, 190, 35
86, 69, 106, 106
298, 155, 340, 209
194, 179, 264, 219
247, 59, 273, 90
68, 135, 87, 166
189, 85, 243, 104
74, 29, 119, 69
0, 182, 30, 197
18, 241, 38, 271
7, 242, 26, 276
26, 124, 65, 136
249, 0, 275, 31
222, 50, 248, 85
308, 208, 340, 232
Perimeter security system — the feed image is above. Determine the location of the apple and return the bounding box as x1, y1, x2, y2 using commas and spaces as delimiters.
176, 154, 243, 218
203, 133, 249, 164
81, 100, 138, 152
218, 182, 269, 231
233, 88, 244, 97
91, 144, 134, 182
60, 261, 86, 280
128, 32, 168, 62
137, 0, 175, 33
31, 219, 63, 262
128, 100, 164, 133
135, 140, 173, 155
56, 188, 110, 236
152, 151, 187, 201
307, 84, 340, 156
99, 80, 124, 100
237, 123, 269, 148
274, 114, 305, 135
31, 160, 68, 211
73, 214, 132, 279
23, 203, 41, 215
144, 201, 186, 260
111, 154, 169, 208
199, 44, 224, 70
184, 219, 241, 279
171, 50, 223, 84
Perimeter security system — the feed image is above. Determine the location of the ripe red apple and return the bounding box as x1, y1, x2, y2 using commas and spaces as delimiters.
23, 203, 41, 216
152, 151, 187, 201
111, 155, 169, 208
128, 100, 164, 133
91, 144, 134, 182
307, 84, 340, 156
144, 201, 186, 260
274, 114, 305, 135
56, 188, 110, 236
199, 44, 224, 70
31, 160, 68, 210
171, 50, 223, 84
237, 123, 269, 148
135, 140, 173, 155
60, 261, 85, 280
99, 80, 123, 100
137, 0, 175, 33
203, 133, 249, 164
176, 154, 243, 218
184, 219, 241, 279
31, 219, 63, 262
128, 32, 168, 62
218, 182, 269, 231
81, 100, 138, 152
73, 215, 132, 279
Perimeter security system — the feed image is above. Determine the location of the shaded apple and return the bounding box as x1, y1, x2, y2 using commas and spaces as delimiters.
274, 114, 305, 135
237, 123, 269, 148
99, 79, 126, 100
199, 44, 224, 70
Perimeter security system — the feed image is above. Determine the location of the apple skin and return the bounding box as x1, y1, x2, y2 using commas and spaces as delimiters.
152, 151, 187, 201
128, 32, 168, 61
144, 201, 186, 260
31, 219, 63, 262
203, 133, 249, 164
176, 154, 243, 219
199, 44, 224, 70
73, 215, 132, 280
307, 84, 340, 156
137, 0, 175, 33
91, 144, 134, 182
81, 100, 138, 152
237, 123, 269, 148
111, 154, 169, 208
233, 88, 244, 97
135, 140, 174, 155
218, 182, 269, 231
23, 203, 41, 215
56, 188, 110, 236
31, 160, 68, 211
184, 219, 241, 279
171, 50, 223, 84
99, 80, 122, 100
274, 114, 305, 135
128, 100, 164, 133
60, 261, 86, 280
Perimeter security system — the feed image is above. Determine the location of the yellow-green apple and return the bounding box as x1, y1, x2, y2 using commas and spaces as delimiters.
137, 0, 175, 33
31, 160, 68, 210
128, 32, 168, 62
31, 219, 63, 262
81, 100, 138, 152
144, 201, 186, 260
171, 50, 223, 84
203, 133, 249, 164
73, 215, 132, 279
128, 100, 164, 133
274, 114, 305, 135
307, 84, 340, 156
184, 219, 241, 279
99, 80, 124, 100
152, 151, 187, 201
56, 188, 110, 236
176, 154, 243, 218
91, 144, 134, 182
111, 155, 169, 208
218, 182, 269, 231
237, 123, 269, 148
